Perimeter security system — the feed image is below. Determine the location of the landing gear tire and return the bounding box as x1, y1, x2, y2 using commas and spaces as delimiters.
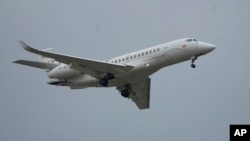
191, 64, 196, 68
99, 73, 115, 87
191, 56, 197, 68
99, 78, 108, 86
121, 89, 129, 98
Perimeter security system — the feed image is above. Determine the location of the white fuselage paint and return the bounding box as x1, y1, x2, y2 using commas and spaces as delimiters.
47, 38, 215, 88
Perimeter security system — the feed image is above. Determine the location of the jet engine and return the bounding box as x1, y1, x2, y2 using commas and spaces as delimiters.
48, 64, 80, 79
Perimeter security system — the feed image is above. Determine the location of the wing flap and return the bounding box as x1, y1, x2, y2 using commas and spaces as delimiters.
13, 60, 58, 69
19, 41, 133, 75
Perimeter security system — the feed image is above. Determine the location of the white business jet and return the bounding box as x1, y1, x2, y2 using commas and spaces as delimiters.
14, 38, 215, 109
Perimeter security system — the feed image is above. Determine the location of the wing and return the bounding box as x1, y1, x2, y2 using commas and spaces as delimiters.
13, 60, 58, 69
117, 78, 151, 109
18, 41, 133, 78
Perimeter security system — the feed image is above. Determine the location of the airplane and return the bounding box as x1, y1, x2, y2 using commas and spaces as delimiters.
13, 38, 215, 109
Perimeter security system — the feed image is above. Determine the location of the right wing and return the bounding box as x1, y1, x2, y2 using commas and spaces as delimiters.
117, 77, 151, 110
13, 60, 58, 69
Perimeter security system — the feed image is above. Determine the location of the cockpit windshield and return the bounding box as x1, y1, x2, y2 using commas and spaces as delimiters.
186, 38, 198, 42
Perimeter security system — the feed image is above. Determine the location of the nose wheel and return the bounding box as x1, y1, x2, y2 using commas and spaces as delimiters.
191, 64, 196, 68
191, 56, 197, 68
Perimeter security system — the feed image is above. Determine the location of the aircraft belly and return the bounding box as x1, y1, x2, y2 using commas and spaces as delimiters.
67, 74, 100, 87
116, 60, 163, 85
164, 48, 194, 65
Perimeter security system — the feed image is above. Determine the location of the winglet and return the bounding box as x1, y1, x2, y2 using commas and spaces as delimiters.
19, 40, 30, 50
19, 40, 39, 54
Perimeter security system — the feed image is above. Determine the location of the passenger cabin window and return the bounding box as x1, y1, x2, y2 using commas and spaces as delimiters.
193, 39, 198, 41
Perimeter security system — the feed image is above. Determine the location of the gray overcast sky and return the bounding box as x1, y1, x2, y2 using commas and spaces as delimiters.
1, 0, 250, 141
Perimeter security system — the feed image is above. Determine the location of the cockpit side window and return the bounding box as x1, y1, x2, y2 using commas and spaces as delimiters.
186, 38, 198, 42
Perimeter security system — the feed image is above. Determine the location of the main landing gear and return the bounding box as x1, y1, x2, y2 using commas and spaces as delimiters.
99, 78, 108, 86
121, 89, 129, 97
191, 56, 197, 68
99, 73, 115, 87
120, 84, 130, 98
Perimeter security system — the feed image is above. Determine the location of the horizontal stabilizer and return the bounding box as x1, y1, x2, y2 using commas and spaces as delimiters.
13, 60, 58, 69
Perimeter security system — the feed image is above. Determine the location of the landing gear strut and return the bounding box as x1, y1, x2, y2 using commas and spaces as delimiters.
99, 78, 108, 86
99, 73, 115, 87
191, 56, 197, 68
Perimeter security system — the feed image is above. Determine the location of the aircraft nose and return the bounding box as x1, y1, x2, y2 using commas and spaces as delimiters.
198, 42, 216, 54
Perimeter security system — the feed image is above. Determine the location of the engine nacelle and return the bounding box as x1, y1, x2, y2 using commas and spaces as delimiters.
48, 64, 80, 79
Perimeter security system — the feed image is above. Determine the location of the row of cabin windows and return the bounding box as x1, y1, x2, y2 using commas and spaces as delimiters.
112, 48, 160, 64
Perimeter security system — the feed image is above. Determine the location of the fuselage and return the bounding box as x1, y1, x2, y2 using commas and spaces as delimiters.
47, 38, 215, 88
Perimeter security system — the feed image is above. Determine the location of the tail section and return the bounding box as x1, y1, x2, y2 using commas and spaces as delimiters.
19, 41, 56, 64
39, 48, 55, 63
13, 41, 59, 69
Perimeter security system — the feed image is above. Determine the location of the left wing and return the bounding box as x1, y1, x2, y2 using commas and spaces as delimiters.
117, 78, 151, 109
18, 41, 133, 77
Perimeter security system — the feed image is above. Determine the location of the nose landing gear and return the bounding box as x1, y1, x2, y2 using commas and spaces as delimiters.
191, 56, 197, 68
191, 63, 196, 68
